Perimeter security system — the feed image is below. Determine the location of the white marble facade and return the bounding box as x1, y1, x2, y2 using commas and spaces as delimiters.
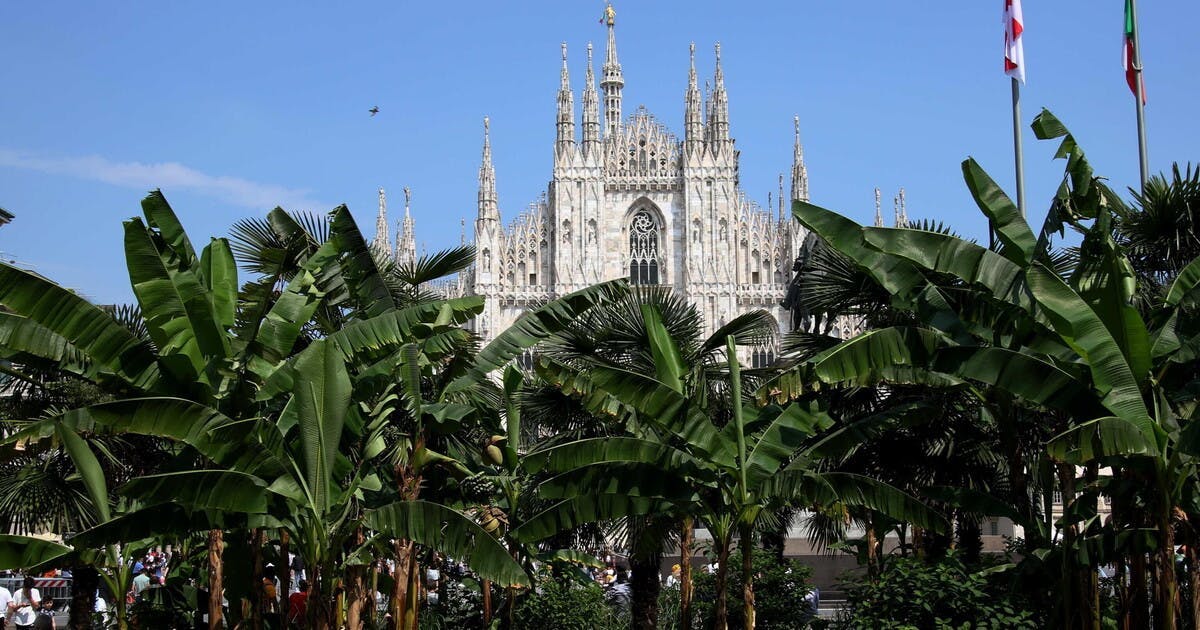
374, 9, 879, 353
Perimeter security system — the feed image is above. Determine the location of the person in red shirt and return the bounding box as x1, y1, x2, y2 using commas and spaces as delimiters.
287, 579, 309, 624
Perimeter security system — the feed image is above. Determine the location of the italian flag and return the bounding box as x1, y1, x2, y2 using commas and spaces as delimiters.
1124, 0, 1146, 103
1003, 0, 1025, 83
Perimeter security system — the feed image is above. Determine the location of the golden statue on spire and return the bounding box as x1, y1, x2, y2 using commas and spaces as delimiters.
600, 3, 615, 26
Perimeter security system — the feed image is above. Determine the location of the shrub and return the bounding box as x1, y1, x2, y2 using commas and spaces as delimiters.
690, 549, 817, 629
833, 551, 1038, 629
512, 575, 625, 630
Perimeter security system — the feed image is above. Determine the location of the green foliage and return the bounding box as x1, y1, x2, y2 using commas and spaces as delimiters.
512, 575, 626, 630
689, 549, 816, 630
834, 552, 1038, 630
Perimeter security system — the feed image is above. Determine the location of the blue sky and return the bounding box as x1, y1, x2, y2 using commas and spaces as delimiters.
1, 1, 1196, 304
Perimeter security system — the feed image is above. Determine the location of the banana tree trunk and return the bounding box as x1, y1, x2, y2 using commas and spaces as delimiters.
631, 549, 663, 630
482, 578, 493, 627
1189, 542, 1200, 630
68, 564, 99, 630
403, 551, 421, 630
252, 527, 264, 630
346, 528, 368, 630
280, 530, 291, 630
209, 529, 224, 630
712, 537, 733, 630
1155, 499, 1178, 630
740, 523, 756, 630
390, 540, 413, 626
866, 514, 878, 580
680, 517, 694, 630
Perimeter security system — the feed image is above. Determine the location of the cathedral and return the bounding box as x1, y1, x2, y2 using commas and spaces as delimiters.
373, 7, 896, 356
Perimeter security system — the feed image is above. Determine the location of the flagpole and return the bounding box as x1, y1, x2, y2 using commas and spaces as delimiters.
1129, 0, 1149, 189
1011, 77, 1026, 217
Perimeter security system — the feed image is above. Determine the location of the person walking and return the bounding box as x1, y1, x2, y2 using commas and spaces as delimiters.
9, 576, 41, 630
0, 580, 12, 628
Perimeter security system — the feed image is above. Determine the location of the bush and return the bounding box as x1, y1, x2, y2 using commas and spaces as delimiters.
512, 576, 625, 630
689, 549, 817, 629
833, 551, 1038, 629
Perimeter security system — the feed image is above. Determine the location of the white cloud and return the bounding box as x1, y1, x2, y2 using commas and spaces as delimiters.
0, 148, 326, 211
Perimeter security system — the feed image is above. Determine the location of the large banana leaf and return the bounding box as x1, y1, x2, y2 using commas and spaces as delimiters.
199, 238, 238, 332
56, 422, 112, 521
961, 158, 1036, 267
287, 339, 351, 515
119, 470, 271, 514
744, 402, 833, 487
1165, 256, 1200, 308
124, 217, 229, 378
0, 263, 160, 390
0, 535, 73, 570
765, 471, 947, 533
0, 312, 89, 373
641, 304, 687, 393
807, 327, 946, 386
327, 297, 484, 364
522, 437, 703, 476
140, 190, 199, 269
1045, 416, 1155, 463
1071, 219, 1151, 386
1026, 265, 1155, 442
511, 495, 675, 543
365, 501, 529, 587
329, 206, 395, 318
446, 279, 628, 391
70, 503, 249, 547
930, 347, 1106, 417
535, 463, 702, 500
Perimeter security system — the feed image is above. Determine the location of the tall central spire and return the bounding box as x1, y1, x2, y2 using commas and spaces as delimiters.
684, 42, 703, 153
397, 186, 417, 266
555, 42, 575, 158
601, 3, 624, 137
790, 115, 809, 202
477, 116, 498, 220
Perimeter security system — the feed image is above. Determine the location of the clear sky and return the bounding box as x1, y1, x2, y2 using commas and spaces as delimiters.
1, 1, 1196, 304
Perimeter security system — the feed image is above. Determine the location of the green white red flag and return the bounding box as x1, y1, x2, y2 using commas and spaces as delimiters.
1003, 0, 1025, 83
1124, 0, 1146, 103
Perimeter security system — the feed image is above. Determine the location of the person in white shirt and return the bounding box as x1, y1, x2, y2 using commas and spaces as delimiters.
0, 583, 13, 627
9, 576, 41, 629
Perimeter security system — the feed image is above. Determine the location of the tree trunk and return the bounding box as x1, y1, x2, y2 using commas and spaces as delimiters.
1135, 551, 1151, 630
346, 528, 367, 630
390, 540, 413, 628
865, 514, 878, 580
69, 564, 99, 630
680, 517, 694, 630
280, 530, 291, 630
740, 524, 756, 630
209, 529, 224, 630
1059, 462, 1078, 630
1156, 501, 1178, 630
631, 550, 662, 630
1189, 542, 1200, 630
403, 551, 420, 630
482, 579, 493, 628
252, 527, 264, 630
712, 538, 732, 630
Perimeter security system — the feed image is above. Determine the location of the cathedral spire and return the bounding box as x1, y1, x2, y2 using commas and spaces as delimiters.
555, 42, 575, 159
601, 3, 624, 137
898, 187, 908, 227
778, 173, 786, 221
374, 187, 388, 254
790, 116, 809, 202
397, 186, 417, 267
684, 42, 703, 154
478, 117, 498, 220
874, 187, 883, 227
582, 42, 600, 155
708, 43, 730, 146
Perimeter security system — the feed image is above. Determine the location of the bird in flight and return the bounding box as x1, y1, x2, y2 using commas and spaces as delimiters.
369, 106, 380, 116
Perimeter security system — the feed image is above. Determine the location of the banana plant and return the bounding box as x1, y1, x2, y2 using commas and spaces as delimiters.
516, 305, 945, 630
762, 110, 1200, 629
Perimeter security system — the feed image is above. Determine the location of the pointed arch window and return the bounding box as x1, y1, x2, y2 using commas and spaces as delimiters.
628, 210, 660, 285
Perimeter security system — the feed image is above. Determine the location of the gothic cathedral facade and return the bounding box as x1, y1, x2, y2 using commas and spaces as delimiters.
374, 10, 876, 352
